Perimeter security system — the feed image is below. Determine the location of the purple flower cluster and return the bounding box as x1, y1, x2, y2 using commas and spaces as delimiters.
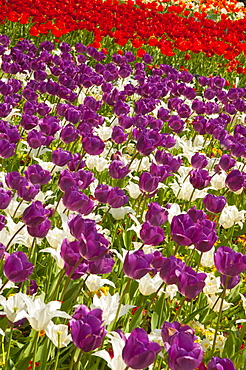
160, 256, 206, 299
161, 321, 203, 370
214, 246, 246, 289
22, 200, 52, 237
60, 215, 114, 278
70, 305, 106, 352
171, 207, 218, 252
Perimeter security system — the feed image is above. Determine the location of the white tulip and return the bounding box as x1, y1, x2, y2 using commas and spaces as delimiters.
83, 274, 115, 292
91, 293, 134, 326
207, 294, 232, 312
23, 297, 71, 331
94, 331, 130, 370
138, 273, 163, 296
219, 204, 245, 229
200, 247, 215, 268
109, 206, 135, 219
45, 322, 72, 348
125, 181, 142, 199
203, 273, 221, 295
0, 292, 28, 323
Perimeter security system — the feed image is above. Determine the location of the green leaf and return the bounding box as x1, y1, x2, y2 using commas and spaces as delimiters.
183, 305, 208, 324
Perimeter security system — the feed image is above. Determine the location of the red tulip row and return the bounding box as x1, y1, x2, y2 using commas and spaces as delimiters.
0, 0, 246, 61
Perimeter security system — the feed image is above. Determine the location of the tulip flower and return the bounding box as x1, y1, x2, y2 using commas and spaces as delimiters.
122, 328, 161, 369
70, 305, 106, 352
207, 357, 236, 370
214, 246, 246, 277
23, 297, 71, 331
4, 251, 34, 283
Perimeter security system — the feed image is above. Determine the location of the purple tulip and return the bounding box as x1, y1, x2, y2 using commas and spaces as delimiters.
39, 115, 61, 135
4, 251, 34, 283
168, 116, 185, 134
24, 164, 51, 186
150, 163, 170, 182
122, 328, 161, 370
176, 266, 206, 299
140, 221, 165, 246
145, 202, 168, 226
0, 139, 15, 158
88, 253, 115, 274
109, 160, 130, 179
171, 214, 201, 246
62, 187, 91, 212
111, 125, 128, 144
155, 150, 181, 173
68, 215, 97, 240
52, 148, 73, 167
189, 169, 211, 189
167, 338, 203, 370
58, 170, 77, 192
220, 274, 240, 289
0, 243, 6, 259
0, 187, 12, 209
61, 239, 82, 266
208, 357, 236, 370
76, 170, 95, 190
136, 131, 157, 156
214, 246, 246, 277
22, 201, 50, 227
225, 169, 244, 192
94, 184, 111, 203
0, 215, 5, 231
78, 232, 109, 261
203, 194, 226, 213
70, 305, 106, 352
82, 135, 105, 155
161, 321, 196, 344
17, 180, 40, 201
27, 218, 51, 238
139, 172, 159, 194
194, 226, 218, 253
27, 129, 49, 149
160, 256, 186, 285
60, 124, 79, 144
106, 187, 128, 208
123, 250, 154, 279
26, 279, 38, 295
191, 153, 208, 169
5, 171, 22, 190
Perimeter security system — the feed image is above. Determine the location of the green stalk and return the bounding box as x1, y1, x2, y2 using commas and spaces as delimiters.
111, 278, 131, 330
142, 282, 165, 325
74, 350, 83, 370
4, 325, 13, 369
32, 331, 40, 370
211, 277, 229, 356
53, 332, 61, 370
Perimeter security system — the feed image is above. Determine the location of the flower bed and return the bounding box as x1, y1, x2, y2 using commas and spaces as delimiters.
0, 1, 245, 369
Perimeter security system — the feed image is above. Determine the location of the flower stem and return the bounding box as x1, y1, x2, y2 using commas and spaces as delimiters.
173, 296, 186, 321
111, 278, 131, 330
69, 347, 77, 370
6, 224, 26, 250
53, 333, 61, 370
211, 277, 228, 356
32, 331, 39, 370
4, 325, 13, 369
142, 282, 165, 325
74, 350, 83, 370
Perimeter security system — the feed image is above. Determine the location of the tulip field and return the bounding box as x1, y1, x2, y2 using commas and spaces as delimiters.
0, 0, 246, 369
